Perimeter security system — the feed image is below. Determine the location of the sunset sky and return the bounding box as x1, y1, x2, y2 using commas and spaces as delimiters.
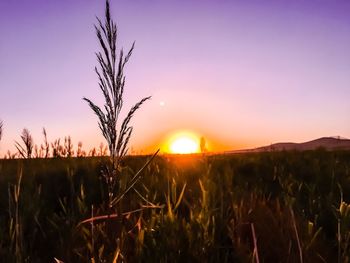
1, 0, 350, 155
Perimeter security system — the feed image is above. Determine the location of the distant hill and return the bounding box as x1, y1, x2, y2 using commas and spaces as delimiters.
255, 137, 350, 152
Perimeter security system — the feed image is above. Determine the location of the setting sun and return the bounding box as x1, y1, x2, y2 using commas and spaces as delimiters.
167, 132, 200, 154
170, 137, 198, 154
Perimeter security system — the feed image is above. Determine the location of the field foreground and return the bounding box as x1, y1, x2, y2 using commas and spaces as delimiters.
1, 150, 350, 262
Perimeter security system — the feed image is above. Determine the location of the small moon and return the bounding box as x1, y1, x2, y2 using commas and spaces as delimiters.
160, 101, 165, 106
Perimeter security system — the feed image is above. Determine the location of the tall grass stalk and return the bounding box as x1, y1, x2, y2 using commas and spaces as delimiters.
8, 165, 23, 263
338, 218, 341, 263
15, 128, 33, 159
83, 0, 151, 208
42, 128, 50, 159
290, 207, 303, 263
251, 223, 260, 263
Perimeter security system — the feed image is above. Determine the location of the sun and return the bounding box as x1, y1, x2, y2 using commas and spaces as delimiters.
169, 133, 199, 154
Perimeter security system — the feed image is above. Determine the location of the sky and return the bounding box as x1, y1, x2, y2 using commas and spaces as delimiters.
0, 0, 350, 155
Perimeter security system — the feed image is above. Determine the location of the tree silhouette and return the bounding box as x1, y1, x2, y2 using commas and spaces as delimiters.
200, 136, 207, 153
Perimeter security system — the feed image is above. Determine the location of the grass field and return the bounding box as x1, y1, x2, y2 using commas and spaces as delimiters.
1, 149, 350, 262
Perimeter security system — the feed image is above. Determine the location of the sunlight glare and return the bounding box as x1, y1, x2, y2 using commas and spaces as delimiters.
170, 135, 199, 154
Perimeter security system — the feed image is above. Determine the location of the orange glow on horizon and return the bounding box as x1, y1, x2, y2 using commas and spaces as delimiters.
133, 130, 249, 155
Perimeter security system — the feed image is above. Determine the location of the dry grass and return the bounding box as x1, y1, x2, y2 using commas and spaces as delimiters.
0, 151, 350, 261
15, 128, 34, 159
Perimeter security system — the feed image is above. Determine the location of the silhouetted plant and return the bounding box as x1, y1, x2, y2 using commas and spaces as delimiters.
89, 147, 97, 157
15, 128, 34, 159
64, 136, 74, 157
34, 145, 40, 158
83, 0, 151, 206
8, 166, 23, 262
76, 141, 85, 157
42, 128, 50, 158
51, 139, 63, 158
6, 150, 16, 159
99, 142, 108, 156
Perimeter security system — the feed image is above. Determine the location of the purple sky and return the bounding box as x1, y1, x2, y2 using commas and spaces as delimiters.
1, 0, 350, 155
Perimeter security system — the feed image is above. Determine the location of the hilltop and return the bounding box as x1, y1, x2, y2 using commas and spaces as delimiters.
228, 136, 350, 153
256, 136, 350, 151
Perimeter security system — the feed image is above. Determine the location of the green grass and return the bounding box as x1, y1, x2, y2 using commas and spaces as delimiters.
1, 150, 350, 262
